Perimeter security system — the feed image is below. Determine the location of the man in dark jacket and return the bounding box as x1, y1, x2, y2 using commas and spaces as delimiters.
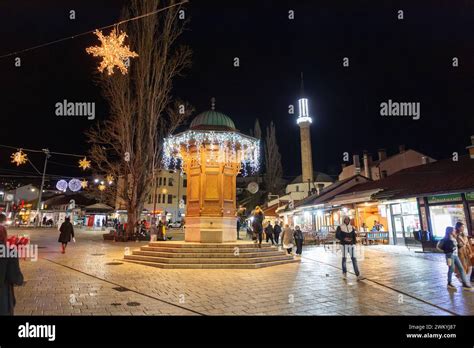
336, 216, 364, 281
294, 226, 304, 256
264, 222, 275, 245
58, 217, 75, 254
273, 222, 282, 244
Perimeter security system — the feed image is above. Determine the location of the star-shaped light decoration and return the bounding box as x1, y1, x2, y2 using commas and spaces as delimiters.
86, 29, 138, 75
81, 179, 88, 189
98, 184, 106, 192
11, 149, 28, 166
106, 175, 114, 184
78, 157, 91, 171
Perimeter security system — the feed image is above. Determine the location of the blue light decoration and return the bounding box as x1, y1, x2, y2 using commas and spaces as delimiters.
56, 180, 68, 192
68, 179, 82, 192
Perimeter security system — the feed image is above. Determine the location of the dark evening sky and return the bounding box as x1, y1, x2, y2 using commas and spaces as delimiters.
1, 0, 474, 186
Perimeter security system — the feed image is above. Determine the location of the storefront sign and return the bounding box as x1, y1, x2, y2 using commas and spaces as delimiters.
466, 192, 474, 201
427, 194, 462, 204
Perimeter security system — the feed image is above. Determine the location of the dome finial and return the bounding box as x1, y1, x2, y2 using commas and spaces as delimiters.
211, 97, 216, 111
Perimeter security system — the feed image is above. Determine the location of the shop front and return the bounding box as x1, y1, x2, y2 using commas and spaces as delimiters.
381, 199, 421, 245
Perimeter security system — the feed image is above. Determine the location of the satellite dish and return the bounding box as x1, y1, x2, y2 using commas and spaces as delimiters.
247, 182, 259, 194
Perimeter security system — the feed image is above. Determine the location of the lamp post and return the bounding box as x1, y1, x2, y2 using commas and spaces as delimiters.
35, 149, 50, 227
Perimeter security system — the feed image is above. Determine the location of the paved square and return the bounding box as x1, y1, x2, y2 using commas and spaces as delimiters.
9, 228, 474, 315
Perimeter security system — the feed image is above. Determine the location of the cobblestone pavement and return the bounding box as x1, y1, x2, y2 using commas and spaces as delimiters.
8, 228, 474, 316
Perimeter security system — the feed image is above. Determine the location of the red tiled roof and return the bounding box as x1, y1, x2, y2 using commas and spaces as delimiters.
336, 155, 474, 200
263, 204, 279, 216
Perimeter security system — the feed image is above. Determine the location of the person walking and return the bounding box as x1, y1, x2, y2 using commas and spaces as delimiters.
252, 206, 265, 248
294, 225, 304, 256
264, 222, 275, 245
454, 222, 472, 281
280, 224, 295, 255
336, 216, 364, 281
0, 225, 24, 316
58, 217, 75, 254
157, 220, 165, 241
438, 226, 472, 290
273, 221, 282, 244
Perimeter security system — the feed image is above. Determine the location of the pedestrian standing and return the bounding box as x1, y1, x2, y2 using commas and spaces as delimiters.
0, 222, 24, 316
0, 214, 7, 244
294, 225, 304, 256
58, 217, 75, 254
273, 221, 282, 244
280, 224, 295, 255
438, 226, 472, 290
454, 222, 472, 281
252, 206, 265, 248
336, 216, 364, 281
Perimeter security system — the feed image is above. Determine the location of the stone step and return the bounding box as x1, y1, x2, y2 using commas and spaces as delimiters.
133, 250, 287, 258
140, 246, 281, 253
148, 242, 273, 249
124, 254, 294, 264
122, 258, 301, 269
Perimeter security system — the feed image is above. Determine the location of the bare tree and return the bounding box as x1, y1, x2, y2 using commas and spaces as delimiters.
86, 0, 193, 238
264, 121, 283, 195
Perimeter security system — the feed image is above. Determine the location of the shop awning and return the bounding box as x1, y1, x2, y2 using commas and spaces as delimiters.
84, 203, 114, 213
327, 189, 381, 206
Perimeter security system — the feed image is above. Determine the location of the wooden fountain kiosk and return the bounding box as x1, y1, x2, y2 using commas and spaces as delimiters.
163, 101, 260, 243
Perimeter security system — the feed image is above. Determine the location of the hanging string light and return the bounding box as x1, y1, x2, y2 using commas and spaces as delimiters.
11, 149, 28, 166
86, 28, 138, 75
78, 157, 91, 171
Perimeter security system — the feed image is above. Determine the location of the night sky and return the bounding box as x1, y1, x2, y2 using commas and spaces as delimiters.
1, 0, 474, 187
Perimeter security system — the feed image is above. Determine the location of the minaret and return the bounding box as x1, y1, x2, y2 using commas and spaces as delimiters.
297, 73, 314, 185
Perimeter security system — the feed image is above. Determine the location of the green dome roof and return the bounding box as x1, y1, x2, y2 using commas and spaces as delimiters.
190, 110, 236, 131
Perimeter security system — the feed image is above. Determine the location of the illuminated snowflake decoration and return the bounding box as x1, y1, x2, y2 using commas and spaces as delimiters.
56, 180, 68, 192
81, 179, 88, 189
78, 157, 91, 171
86, 29, 138, 75
68, 179, 82, 192
162, 130, 260, 176
11, 149, 28, 166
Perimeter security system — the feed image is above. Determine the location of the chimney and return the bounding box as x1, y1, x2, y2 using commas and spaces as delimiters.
353, 155, 361, 174
466, 135, 474, 159
377, 149, 387, 161
381, 170, 388, 178
363, 151, 372, 179
399, 144, 406, 153
421, 156, 429, 165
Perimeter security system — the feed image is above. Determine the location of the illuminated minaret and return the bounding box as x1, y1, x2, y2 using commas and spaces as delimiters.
297, 73, 314, 185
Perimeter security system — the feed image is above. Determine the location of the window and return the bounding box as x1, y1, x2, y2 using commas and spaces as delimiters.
148, 193, 152, 204
163, 178, 167, 186
157, 194, 161, 204
429, 204, 466, 238
159, 177, 162, 186
296, 186, 299, 192
183, 179, 187, 188
182, 195, 187, 204
169, 178, 174, 186
168, 195, 172, 204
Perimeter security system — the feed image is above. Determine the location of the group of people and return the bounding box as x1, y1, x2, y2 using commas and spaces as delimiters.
437, 222, 473, 290
248, 206, 304, 256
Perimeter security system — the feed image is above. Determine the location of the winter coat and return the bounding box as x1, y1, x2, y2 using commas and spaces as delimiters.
252, 212, 264, 233
336, 223, 357, 245
58, 221, 75, 243
456, 233, 472, 272
273, 224, 282, 235
0, 251, 24, 315
264, 224, 274, 236
281, 227, 295, 246
294, 228, 304, 241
